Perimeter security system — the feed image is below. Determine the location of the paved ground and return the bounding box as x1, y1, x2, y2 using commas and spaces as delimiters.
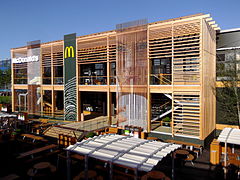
0, 135, 235, 180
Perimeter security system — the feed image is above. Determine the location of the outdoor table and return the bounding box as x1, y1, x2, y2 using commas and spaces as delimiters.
71, 154, 85, 161
228, 159, 240, 167
141, 171, 166, 180
175, 149, 189, 157
34, 162, 51, 169
73, 170, 97, 180
175, 149, 190, 166
27, 161, 56, 178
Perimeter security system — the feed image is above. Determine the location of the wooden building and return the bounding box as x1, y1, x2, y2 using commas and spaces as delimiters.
11, 13, 219, 143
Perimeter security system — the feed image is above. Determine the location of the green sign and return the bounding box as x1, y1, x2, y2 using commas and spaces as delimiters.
64, 33, 77, 121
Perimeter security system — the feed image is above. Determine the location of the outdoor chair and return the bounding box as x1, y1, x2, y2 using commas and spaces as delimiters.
185, 154, 195, 166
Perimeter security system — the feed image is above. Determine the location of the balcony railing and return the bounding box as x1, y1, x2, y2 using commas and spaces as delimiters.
42, 77, 51, 84
110, 76, 116, 85
150, 74, 172, 85
79, 76, 107, 85
14, 75, 174, 86
14, 78, 27, 84
54, 77, 63, 85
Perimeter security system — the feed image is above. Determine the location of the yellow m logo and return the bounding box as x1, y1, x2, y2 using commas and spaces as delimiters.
64, 46, 75, 58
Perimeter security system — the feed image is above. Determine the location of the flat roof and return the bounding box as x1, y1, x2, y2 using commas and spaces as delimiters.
11, 13, 217, 51
220, 28, 240, 34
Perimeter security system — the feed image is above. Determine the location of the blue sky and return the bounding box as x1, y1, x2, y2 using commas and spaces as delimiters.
0, 0, 240, 59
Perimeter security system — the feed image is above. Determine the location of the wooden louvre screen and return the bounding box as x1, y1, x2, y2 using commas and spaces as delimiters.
173, 20, 201, 85
149, 19, 201, 85
173, 92, 200, 137
149, 26, 172, 60
27, 85, 41, 114
109, 36, 116, 62
13, 62, 28, 70
42, 46, 51, 67
12, 49, 28, 84
77, 38, 108, 64
52, 44, 63, 66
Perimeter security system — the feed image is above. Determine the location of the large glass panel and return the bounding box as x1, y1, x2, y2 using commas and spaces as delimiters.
151, 58, 171, 85
14, 89, 28, 112
110, 62, 116, 85
54, 66, 63, 84
43, 67, 51, 84
151, 93, 172, 133
79, 63, 107, 85
43, 90, 52, 115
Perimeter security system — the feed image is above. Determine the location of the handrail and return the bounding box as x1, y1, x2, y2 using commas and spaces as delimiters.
159, 101, 171, 109
150, 73, 172, 85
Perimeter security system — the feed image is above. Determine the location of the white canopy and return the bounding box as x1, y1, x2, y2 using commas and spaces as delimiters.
67, 134, 181, 172
218, 127, 240, 145
0, 112, 17, 118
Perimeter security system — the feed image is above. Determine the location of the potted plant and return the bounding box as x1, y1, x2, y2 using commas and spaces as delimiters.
85, 132, 96, 139
162, 117, 171, 127
11, 131, 17, 139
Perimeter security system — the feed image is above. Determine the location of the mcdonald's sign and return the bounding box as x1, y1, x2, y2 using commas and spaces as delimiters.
64, 46, 75, 58
64, 33, 77, 121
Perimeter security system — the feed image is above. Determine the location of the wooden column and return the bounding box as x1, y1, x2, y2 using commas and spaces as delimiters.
52, 90, 56, 117
79, 91, 83, 121
171, 22, 174, 137
199, 18, 204, 140
51, 44, 54, 116
40, 46, 44, 115
76, 39, 80, 121
11, 50, 15, 112
107, 36, 112, 125
107, 91, 112, 125
147, 27, 151, 132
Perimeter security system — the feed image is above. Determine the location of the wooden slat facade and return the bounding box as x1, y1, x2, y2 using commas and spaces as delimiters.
11, 14, 218, 140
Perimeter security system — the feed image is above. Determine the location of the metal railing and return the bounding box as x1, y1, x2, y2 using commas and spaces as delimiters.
150, 74, 172, 85
54, 77, 63, 85
14, 78, 27, 84
110, 76, 116, 85
79, 76, 107, 85
42, 77, 51, 84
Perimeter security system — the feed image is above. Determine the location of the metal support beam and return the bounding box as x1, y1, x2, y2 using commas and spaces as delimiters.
67, 151, 71, 180
172, 151, 175, 180
84, 155, 88, 180
109, 162, 113, 180
134, 169, 138, 180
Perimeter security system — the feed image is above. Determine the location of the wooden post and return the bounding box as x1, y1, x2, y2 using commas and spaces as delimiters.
76, 39, 80, 121
171, 22, 174, 137
107, 36, 112, 125
51, 44, 54, 117
147, 26, 151, 133
11, 50, 15, 112
107, 91, 112, 125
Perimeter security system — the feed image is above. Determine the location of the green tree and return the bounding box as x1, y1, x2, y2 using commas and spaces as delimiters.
216, 51, 240, 128
0, 69, 11, 89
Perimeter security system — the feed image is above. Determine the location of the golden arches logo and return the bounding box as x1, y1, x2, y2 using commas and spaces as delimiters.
64, 46, 75, 58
